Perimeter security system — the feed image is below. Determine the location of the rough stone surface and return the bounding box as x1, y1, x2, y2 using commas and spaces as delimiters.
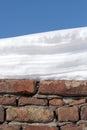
23, 125, 58, 130
58, 106, 79, 122
0, 80, 36, 94
39, 80, 87, 96
6, 107, 54, 123
19, 97, 48, 106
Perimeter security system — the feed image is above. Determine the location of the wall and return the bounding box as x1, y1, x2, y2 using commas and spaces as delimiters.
0, 80, 87, 130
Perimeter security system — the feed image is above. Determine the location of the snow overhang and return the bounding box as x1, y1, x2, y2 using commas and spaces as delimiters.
0, 27, 87, 80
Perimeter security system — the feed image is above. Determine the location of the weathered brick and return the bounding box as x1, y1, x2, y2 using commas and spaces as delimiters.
0, 96, 16, 105
6, 107, 54, 123
63, 98, 86, 106
23, 125, 58, 130
19, 97, 47, 106
0, 107, 4, 122
38, 80, 87, 96
0, 80, 36, 94
81, 105, 87, 120
61, 123, 87, 130
70, 99, 86, 106
58, 106, 79, 122
0, 124, 20, 130
49, 98, 63, 106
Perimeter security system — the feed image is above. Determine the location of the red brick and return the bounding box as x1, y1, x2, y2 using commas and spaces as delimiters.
0, 80, 36, 94
23, 125, 58, 130
58, 106, 79, 122
49, 98, 63, 106
81, 105, 87, 120
19, 97, 47, 106
70, 99, 86, 106
0, 107, 4, 122
6, 107, 54, 123
38, 80, 87, 96
61, 123, 87, 130
0, 96, 16, 105
0, 124, 20, 130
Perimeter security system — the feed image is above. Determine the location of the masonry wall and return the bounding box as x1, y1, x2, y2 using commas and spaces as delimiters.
0, 80, 87, 130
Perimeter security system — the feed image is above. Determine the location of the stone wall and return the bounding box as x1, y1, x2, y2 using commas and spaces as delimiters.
0, 80, 87, 130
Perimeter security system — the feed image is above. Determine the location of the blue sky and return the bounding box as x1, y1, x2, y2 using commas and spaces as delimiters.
0, 0, 87, 38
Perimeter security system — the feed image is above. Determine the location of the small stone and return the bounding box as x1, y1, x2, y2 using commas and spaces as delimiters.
0, 96, 16, 105
19, 97, 48, 106
0, 107, 4, 123
81, 105, 87, 120
49, 98, 63, 106
70, 99, 86, 106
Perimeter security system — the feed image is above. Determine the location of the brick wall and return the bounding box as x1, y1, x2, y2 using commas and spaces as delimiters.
0, 80, 87, 130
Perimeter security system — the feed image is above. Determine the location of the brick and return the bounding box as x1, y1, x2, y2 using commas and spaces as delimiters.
6, 107, 54, 123
63, 98, 86, 106
0, 107, 4, 122
0, 96, 16, 105
61, 123, 87, 130
49, 98, 63, 106
70, 99, 86, 106
19, 97, 48, 106
58, 106, 79, 122
38, 80, 87, 96
81, 105, 87, 120
23, 125, 58, 130
0, 124, 20, 130
0, 80, 36, 94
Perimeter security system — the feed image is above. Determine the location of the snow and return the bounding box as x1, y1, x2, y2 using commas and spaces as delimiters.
0, 27, 87, 80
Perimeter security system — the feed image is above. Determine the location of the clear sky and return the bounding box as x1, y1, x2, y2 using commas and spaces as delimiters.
0, 0, 87, 38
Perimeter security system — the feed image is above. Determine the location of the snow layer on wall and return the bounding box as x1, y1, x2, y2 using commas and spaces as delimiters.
0, 27, 87, 80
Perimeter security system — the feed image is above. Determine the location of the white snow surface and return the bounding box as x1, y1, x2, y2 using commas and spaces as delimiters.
0, 27, 87, 80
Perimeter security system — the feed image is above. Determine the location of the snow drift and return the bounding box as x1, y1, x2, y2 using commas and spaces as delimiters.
0, 27, 87, 80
